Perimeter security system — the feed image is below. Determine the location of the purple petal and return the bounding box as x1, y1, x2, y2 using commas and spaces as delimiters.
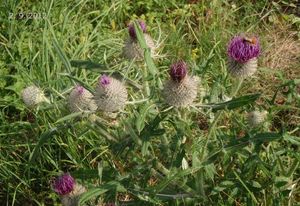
52, 173, 75, 195
100, 75, 111, 86
169, 60, 188, 82
227, 35, 261, 63
75, 86, 84, 95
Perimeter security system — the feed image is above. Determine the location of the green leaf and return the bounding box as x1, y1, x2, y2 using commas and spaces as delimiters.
55, 112, 85, 123
233, 171, 258, 204
209, 93, 260, 112
220, 180, 235, 187
134, 21, 157, 76
51, 38, 72, 74
284, 134, 300, 146
275, 176, 290, 188
211, 186, 226, 195
250, 180, 262, 188
71, 169, 99, 179
79, 188, 108, 205
79, 181, 126, 205
140, 113, 167, 141
225, 132, 282, 150
141, 141, 150, 156
211, 181, 235, 195
59, 73, 94, 94
124, 121, 142, 145
135, 103, 154, 133
70, 60, 105, 70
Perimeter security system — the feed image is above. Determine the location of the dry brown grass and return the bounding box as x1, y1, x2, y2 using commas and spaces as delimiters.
241, 23, 300, 134
262, 25, 300, 76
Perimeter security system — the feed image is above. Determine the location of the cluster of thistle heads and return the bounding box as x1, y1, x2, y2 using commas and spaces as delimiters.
21, 22, 262, 111
21, 20, 266, 204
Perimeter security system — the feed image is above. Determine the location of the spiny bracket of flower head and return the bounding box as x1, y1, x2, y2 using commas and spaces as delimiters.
169, 60, 188, 82
247, 110, 268, 127
68, 85, 97, 113
163, 60, 198, 107
95, 74, 128, 112
21, 85, 48, 107
227, 35, 261, 63
52, 173, 75, 196
128, 20, 146, 40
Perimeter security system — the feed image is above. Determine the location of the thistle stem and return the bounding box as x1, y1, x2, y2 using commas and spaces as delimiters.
231, 78, 244, 97
199, 78, 244, 160
142, 63, 150, 96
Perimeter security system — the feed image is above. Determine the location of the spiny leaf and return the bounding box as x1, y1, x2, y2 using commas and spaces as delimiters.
209, 93, 261, 112
224, 132, 282, 150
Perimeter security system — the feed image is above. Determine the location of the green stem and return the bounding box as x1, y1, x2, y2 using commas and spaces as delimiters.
155, 162, 196, 194
142, 63, 150, 96
231, 78, 244, 97
200, 78, 244, 161
199, 110, 222, 161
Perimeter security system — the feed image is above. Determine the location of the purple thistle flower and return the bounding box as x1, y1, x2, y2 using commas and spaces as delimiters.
75, 85, 84, 95
169, 60, 188, 82
100, 75, 111, 86
227, 35, 261, 63
128, 20, 146, 39
52, 173, 75, 196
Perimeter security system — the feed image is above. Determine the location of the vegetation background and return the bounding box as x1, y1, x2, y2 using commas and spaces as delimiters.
0, 0, 299, 205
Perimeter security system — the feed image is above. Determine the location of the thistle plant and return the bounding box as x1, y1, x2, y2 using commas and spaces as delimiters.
68, 85, 97, 113
247, 110, 268, 127
52, 173, 86, 206
227, 35, 261, 78
123, 20, 155, 60
95, 75, 127, 112
21, 85, 49, 107
163, 60, 198, 107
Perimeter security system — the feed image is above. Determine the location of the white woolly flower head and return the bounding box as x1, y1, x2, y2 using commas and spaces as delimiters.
163, 61, 199, 107
247, 110, 268, 127
61, 183, 87, 206
68, 85, 97, 113
123, 20, 156, 60
228, 58, 258, 78
95, 75, 127, 112
21, 85, 48, 107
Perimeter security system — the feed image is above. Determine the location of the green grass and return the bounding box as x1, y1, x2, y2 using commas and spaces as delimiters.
1, 0, 300, 205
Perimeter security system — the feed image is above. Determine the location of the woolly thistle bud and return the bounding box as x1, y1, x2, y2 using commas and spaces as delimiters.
227, 35, 261, 78
123, 21, 156, 60
68, 86, 97, 113
128, 21, 147, 40
21, 85, 48, 107
247, 110, 267, 127
163, 61, 198, 107
52, 173, 86, 206
169, 60, 187, 82
95, 75, 127, 112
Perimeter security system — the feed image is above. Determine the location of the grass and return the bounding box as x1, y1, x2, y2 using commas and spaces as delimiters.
0, 0, 300, 205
